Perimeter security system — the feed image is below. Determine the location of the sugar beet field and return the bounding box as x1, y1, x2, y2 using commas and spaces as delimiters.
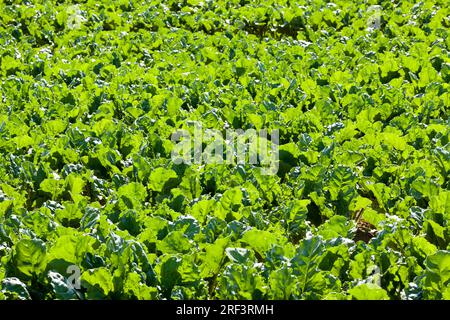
0, 0, 449, 300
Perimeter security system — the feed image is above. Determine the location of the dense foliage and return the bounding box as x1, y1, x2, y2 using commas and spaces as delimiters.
0, 0, 449, 300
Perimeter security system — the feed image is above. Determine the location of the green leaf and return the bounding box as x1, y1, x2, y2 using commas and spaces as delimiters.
411, 237, 438, 260
291, 237, 324, 269
268, 266, 297, 299
46, 234, 95, 274
291, 237, 326, 295
171, 215, 200, 239
40, 178, 64, 199
159, 255, 182, 296
225, 248, 252, 264
81, 268, 114, 299
417, 250, 450, 299
157, 231, 192, 254
218, 264, 266, 299
1, 278, 31, 300
167, 97, 183, 116
424, 220, 446, 248
13, 135, 34, 149
220, 187, 243, 211
190, 199, 215, 224
241, 229, 279, 258
318, 215, 352, 240
430, 191, 450, 216
80, 206, 100, 231
149, 168, 177, 192
65, 174, 86, 203
117, 182, 147, 208
424, 250, 450, 285
43, 119, 66, 135
349, 283, 389, 300
382, 132, 407, 151
122, 272, 157, 299
411, 177, 440, 199
13, 239, 46, 277
198, 237, 229, 278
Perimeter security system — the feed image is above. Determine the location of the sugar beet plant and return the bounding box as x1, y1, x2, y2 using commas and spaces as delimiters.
0, 0, 449, 300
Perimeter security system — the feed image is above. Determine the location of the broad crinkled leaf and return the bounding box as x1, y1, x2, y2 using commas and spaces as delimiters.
149, 168, 177, 192
13, 239, 46, 277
